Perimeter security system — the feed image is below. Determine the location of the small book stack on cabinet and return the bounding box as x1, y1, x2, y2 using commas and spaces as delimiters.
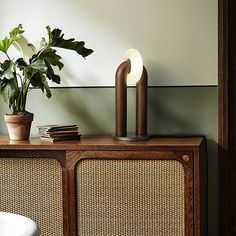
37, 124, 80, 142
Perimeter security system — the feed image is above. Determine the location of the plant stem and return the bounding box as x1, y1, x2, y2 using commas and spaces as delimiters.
16, 73, 23, 85
5, 52, 11, 61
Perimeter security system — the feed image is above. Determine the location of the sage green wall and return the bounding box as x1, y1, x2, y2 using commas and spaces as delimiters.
0, 87, 218, 235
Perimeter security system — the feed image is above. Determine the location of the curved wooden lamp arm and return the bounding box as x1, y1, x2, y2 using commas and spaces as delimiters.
115, 59, 130, 137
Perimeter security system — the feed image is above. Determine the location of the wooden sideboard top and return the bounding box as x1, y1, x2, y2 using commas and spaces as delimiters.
0, 135, 204, 151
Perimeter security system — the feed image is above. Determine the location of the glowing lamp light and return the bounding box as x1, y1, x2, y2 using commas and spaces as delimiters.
114, 48, 149, 141
123, 48, 144, 85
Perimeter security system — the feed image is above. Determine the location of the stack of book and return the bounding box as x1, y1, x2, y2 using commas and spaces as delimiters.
37, 124, 80, 142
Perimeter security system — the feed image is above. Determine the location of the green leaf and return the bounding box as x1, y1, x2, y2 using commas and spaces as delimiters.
16, 58, 28, 71
40, 37, 47, 49
30, 59, 47, 73
27, 43, 36, 53
46, 26, 93, 58
0, 24, 24, 53
30, 71, 52, 98
0, 78, 18, 108
45, 62, 61, 84
0, 37, 12, 53
30, 71, 42, 88
0, 60, 14, 79
37, 47, 64, 70
9, 24, 24, 38
0, 79, 2, 92
42, 76, 52, 98
16, 58, 32, 81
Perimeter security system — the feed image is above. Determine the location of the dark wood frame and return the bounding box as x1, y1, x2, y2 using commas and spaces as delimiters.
66, 148, 204, 236
218, 0, 236, 235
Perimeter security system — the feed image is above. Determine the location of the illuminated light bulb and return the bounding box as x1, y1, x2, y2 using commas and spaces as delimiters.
123, 48, 143, 86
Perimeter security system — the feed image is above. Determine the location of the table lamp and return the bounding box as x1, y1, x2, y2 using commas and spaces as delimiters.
114, 49, 149, 141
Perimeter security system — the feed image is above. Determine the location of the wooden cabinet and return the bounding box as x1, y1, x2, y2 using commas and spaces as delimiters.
0, 135, 207, 236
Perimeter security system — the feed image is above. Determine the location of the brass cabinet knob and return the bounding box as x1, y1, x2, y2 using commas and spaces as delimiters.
183, 154, 190, 161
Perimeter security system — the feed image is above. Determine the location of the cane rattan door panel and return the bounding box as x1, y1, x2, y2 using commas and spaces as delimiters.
0, 157, 63, 236
76, 158, 185, 236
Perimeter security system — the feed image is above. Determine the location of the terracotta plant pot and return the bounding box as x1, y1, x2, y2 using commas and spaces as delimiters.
4, 113, 34, 141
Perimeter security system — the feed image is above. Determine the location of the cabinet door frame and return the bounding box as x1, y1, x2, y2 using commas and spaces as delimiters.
66, 150, 203, 236
0, 150, 69, 236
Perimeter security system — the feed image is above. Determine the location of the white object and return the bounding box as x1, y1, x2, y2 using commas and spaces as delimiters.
0, 212, 40, 236
123, 48, 144, 86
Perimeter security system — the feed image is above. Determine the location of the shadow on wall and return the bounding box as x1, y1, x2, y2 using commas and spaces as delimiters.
148, 87, 217, 138
56, 88, 115, 134
27, 88, 116, 135
0, 86, 217, 139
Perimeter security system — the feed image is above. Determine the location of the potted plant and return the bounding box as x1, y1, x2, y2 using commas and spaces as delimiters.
0, 24, 93, 140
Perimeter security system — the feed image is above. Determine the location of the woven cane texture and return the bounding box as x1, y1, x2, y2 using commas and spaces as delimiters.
76, 159, 185, 236
0, 158, 63, 236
